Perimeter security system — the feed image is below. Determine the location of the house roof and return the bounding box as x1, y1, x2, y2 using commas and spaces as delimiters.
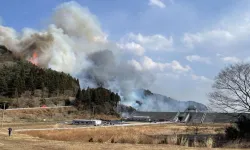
132, 111, 177, 120
131, 111, 250, 123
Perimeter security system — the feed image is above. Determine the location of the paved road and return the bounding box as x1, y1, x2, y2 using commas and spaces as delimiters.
15, 121, 173, 132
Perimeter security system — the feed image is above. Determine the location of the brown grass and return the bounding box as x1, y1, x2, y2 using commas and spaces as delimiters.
1, 129, 216, 150
0, 122, 248, 149
19, 123, 226, 146
2, 107, 119, 123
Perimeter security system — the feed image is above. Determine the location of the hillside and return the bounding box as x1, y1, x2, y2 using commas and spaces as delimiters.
75, 87, 121, 115
0, 45, 121, 116
0, 45, 206, 114
127, 89, 208, 112
0, 45, 80, 108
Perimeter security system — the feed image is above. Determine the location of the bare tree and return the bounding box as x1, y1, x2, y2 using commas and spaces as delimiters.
209, 63, 250, 113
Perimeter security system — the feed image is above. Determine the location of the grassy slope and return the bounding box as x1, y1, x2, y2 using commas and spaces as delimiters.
1, 107, 120, 124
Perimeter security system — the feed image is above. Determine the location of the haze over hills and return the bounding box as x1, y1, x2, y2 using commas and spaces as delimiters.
0, 2, 209, 113
0, 46, 207, 112
0, 2, 155, 111
123, 89, 208, 112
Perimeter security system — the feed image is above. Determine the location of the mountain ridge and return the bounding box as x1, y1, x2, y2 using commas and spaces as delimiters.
130, 89, 208, 112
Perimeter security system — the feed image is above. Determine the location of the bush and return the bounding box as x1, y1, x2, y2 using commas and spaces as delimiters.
225, 126, 238, 140
97, 138, 103, 143
225, 115, 250, 140
88, 137, 93, 142
158, 138, 168, 144
236, 116, 250, 138
206, 137, 214, 148
65, 99, 71, 106
111, 138, 115, 143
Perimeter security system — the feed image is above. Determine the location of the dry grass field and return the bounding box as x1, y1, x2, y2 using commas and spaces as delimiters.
0, 108, 246, 149
0, 127, 244, 150
0, 123, 245, 150
17, 123, 227, 147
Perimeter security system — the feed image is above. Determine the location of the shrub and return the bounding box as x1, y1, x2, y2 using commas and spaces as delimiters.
97, 138, 103, 143
178, 136, 188, 146
194, 126, 199, 135
225, 126, 238, 140
65, 99, 71, 106
88, 137, 93, 142
225, 115, 250, 140
158, 138, 168, 144
236, 116, 250, 139
117, 138, 136, 144
206, 137, 214, 148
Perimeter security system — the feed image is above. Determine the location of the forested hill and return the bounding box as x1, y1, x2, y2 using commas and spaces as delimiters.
0, 60, 79, 98
0, 45, 79, 107
0, 45, 121, 115
75, 87, 121, 115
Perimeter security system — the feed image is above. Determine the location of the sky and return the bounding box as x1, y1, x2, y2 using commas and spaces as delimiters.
1, 0, 250, 105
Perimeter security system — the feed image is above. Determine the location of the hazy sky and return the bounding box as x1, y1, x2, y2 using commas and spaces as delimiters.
1, 0, 250, 105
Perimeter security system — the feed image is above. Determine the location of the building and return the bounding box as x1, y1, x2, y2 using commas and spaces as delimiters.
128, 111, 250, 124
127, 116, 151, 122
72, 119, 102, 126
127, 112, 177, 122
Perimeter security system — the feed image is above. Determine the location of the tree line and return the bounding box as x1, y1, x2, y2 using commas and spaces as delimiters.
0, 60, 79, 98
75, 87, 121, 115
0, 58, 121, 115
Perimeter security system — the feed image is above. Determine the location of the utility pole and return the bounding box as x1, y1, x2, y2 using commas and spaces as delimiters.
1, 102, 6, 128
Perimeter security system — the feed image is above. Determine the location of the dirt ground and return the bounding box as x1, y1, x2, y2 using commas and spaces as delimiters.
0, 129, 246, 150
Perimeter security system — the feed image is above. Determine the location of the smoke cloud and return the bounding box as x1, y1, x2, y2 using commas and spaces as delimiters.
125, 89, 208, 112
0, 1, 154, 106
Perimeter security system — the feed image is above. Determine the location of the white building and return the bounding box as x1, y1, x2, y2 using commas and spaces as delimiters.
72, 119, 102, 126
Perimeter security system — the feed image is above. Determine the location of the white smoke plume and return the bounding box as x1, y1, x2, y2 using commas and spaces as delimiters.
125, 89, 208, 112
0, 1, 154, 106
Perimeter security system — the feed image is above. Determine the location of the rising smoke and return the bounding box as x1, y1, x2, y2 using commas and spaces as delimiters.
0, 1, 155, 109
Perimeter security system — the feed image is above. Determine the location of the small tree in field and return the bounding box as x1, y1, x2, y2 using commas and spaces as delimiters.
209, 63, 250, 113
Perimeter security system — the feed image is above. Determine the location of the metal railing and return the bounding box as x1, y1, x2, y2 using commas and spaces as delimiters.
173, 111, 180, 122
201, 112, 207, 124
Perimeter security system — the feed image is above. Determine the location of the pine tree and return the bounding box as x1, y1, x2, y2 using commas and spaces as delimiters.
115, 93, 120, 106
84, 89, 92, 111
41, 82, 45, 98
76, 79, 80, 87
12, 75, 21, 97
26, 72, 35, 95
30, 73, 35, 94
76, 88, 83, 101
0, 77, 8, 95
91, 91, 97, 104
